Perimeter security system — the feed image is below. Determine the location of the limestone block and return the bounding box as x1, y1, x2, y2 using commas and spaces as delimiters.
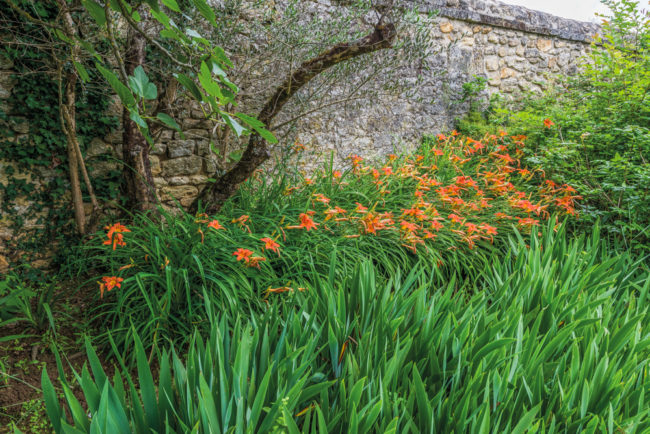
168, 176, 191, 186
150, 142, 167, 156
149, 155, 162, 176
161, 155, 202, 176
485, 56, 499, 71
167, 140, 196, 158
189, 175, 209, 185
537, 39, 553, 52
160, 185, 198, 207
85, 138, 114, 158
440, 22, 453, 33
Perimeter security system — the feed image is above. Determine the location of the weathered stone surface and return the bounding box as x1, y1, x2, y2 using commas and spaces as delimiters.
167, 140, 195, 158
150, 142, 167, 156
86, 138, 113, 158
485, 56, 499, 71
161, 155, 202, 176
536, 38, 553, 52
440, 21, 454, 33
160, 185, 198, 206
149, 155, 162, 176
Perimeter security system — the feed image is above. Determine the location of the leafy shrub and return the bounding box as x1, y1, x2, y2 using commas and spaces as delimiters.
68, 132, 580, 357
45, 224, 650, 432
456, 0, 650, 250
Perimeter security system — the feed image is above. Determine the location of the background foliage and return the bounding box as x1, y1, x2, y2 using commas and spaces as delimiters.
456, 0, 650, 251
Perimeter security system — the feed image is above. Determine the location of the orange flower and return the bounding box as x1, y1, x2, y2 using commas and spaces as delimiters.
354, 203, 368, 214
207, 219, 224, 231
517, 217, 540, 227
247, 256, 266, 269
260, 237, 280, 254
448, 213, 463, 224
313, 193, 330, 205
232, 215, 251, 232
382, 166, 393, 176
233, 248, 254, 262
98, 276, 123, 298
480, 223, 498, 236
298, 213, 318, 231
103, 223, 130, 250
324, 206, 347, 221
333, 170, 342, 179
543, 118, 555, 128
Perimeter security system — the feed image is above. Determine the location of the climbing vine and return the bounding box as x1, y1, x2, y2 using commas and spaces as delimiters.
0, 0, 118, 273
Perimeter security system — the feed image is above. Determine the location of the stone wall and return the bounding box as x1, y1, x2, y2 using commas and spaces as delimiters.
0, 0, 600, 270
291, 0, 599, 166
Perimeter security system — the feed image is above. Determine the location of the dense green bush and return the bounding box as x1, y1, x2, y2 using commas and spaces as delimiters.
45, 224, 650, 432
456, 0, 650, 251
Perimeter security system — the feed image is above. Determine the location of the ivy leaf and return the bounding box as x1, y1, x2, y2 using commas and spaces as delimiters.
96, 63, 135, 108
156, 113, 181, 132
82, 0, 106, 27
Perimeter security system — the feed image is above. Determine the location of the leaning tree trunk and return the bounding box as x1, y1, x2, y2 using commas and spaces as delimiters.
121, 24, 157, 213
192, 23, 397, 215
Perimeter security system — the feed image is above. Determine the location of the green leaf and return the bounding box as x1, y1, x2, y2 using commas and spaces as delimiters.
96, 63, 135, 108
252, 126, 278, 144
511, 404, 541, 434
234, 113, 265, 128
73, 62, 90, 83
129, 111, 148, 129
41, 369, 62, 434
156, 113, 181, 132
175, 73, 203, 102
222, 114, 247, 137
191, 0, 216, 26
82, 0, 106, 27
162, 0, 181, 12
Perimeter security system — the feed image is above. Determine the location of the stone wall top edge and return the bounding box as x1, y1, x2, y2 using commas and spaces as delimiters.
412, 0, 601, 43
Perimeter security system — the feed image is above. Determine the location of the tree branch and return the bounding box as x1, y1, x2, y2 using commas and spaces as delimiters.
192, 22, 397, 214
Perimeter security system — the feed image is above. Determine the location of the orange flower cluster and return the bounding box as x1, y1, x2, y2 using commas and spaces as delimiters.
103, 223, 130, 250
98, 276, 123, 298
99, 131, 580, 297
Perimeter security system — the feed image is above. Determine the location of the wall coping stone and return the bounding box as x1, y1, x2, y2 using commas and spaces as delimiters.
411, 0, 601, 43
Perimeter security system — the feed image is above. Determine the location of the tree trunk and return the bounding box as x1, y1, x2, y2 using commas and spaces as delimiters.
62, 72, 86, 234
121, 24, 157, 213
192, 23, 397, 215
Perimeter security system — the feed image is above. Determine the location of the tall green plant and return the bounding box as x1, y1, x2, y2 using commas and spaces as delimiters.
46, 224, 650, 432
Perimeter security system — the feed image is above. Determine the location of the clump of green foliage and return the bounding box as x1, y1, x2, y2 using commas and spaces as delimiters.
65, 131, 580, 358
44, 224, 650, 432
456, 0, 650, 251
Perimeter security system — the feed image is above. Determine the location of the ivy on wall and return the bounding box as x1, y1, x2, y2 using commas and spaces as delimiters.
0, 0, 119, 273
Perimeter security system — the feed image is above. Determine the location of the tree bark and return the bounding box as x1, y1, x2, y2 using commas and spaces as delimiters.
192, 23, 396, 215
55, 0, 86, 234
121, 23, 157, 213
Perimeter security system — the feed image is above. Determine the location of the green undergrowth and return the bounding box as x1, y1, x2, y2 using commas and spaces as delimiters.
64, 133, 581, 358
45, 224, 650, 432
